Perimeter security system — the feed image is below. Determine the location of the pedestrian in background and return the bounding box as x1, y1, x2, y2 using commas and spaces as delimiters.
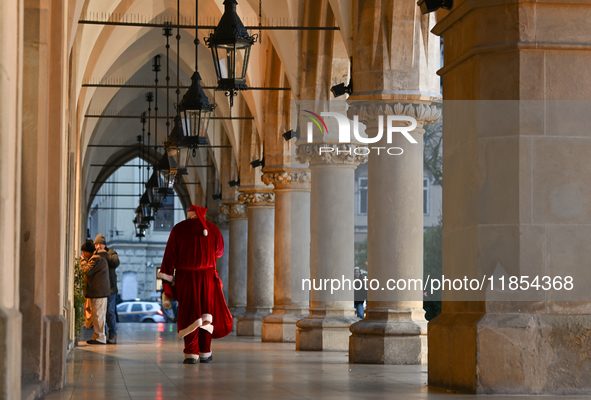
354, 267, 367, 319
81, 239, 110, 344
95, 234, 120, 344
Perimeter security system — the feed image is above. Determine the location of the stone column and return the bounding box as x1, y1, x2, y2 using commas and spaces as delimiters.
207, 212, 230, 300
220, 203, 248, 329
428, 1, 591, 395
236, 193, 275, 336
261, 171, 311, 342
294, 144, 367, 351
0, 0, 23, 397
348, 103, 441, 364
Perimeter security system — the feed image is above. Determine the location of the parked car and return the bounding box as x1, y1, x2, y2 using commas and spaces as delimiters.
116, 301, 166, 323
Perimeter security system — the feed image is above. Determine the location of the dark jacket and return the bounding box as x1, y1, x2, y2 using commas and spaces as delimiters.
105, 247, 120, 294
82, 250, 110, 298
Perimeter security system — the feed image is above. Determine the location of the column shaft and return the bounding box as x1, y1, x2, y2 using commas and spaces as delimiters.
0, 0, 23, 397
236, 198, 275, 336
228, 218, 248, 313
295, 145, 366, 351
262, 173, 311, 343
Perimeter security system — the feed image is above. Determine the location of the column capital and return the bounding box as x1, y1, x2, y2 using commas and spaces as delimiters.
295, 143, 368, 167
237, 192, 275, 207
348, 102, 441, 128
206, 212, 229, 228
261, 170, 311, 190
220, 203, 248, 219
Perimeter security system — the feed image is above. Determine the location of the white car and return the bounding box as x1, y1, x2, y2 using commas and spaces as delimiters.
116, 301, 167, 323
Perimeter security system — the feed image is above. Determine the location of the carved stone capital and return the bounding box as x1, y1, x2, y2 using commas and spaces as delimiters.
237, 192, 275, 206
348, 102, 441, 128
295, 143, 368, 166
220, 203, 248, 219
205, 212, 229, 228
261, 171, 311, 189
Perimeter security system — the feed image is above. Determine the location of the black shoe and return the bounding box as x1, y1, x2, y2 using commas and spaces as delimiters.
86, 340, 106, 345
107, 334, 117, 344
199, 355, 213, 363
183, 358, 198, 364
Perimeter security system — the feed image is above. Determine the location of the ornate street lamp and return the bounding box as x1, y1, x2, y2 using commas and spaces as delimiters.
205, 0, 257, 107
163, 115, 190, 187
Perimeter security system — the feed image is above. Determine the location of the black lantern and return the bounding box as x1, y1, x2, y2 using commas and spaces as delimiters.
156, 155, 172, 197
139, 192, 154, 222
164, 115, 190, 182
146, 171, 166, 210
205, 0, 257, 106
417, 0, 453, 14
133, 207, 149, 238
179, 72, 214, 144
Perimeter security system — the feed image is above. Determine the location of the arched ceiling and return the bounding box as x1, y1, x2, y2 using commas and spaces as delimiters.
70, 0, 350, 210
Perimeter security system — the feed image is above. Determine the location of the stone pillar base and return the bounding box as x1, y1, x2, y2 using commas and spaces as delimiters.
349, 310, 427, 365
429, 312, 591, 395
236, 308, 272, 337
43, 315, 66, 390
296, 311, 358, 351
261, 308, 309, 343
229, 306, 246, 333
0, 306, 22, 399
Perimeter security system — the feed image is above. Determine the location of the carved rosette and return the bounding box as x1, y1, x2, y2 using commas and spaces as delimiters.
348, 102, 441, 128
295, 143, 368, 166
206, 212, 229, 227
220, 203, 248, 219
237, 192, 275, 206
261, 171, 311, 189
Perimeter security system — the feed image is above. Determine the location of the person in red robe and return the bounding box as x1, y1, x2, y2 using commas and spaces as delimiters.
158, 205, 233, 364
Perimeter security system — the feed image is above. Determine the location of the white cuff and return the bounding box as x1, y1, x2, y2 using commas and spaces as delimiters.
199, 324, 214, 334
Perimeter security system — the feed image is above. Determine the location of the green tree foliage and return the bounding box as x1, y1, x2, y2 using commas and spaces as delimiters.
74, 257, 86, 340
423, 217, 442, 320
354, 237, 368, 274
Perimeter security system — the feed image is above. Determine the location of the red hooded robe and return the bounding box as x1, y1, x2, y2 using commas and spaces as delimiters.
158, 206, 232, 340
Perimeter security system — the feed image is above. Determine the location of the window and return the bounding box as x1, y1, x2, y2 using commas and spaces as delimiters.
131, 303, 142, 312
145, 304, 153, 311
424, 178, 430, 215
358, 177, 368, 215
116, 304, 128, 313
153, 193, 175, 231
156, 267, 163, 292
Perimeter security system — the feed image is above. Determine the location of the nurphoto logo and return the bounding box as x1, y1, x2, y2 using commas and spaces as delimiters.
303, 110, 418, 156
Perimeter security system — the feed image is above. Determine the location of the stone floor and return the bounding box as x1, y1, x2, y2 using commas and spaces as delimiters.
41, 323, 587, 400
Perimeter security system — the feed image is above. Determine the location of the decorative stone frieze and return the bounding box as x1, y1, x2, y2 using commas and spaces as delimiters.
295, 143, 368, 166
220, 203, 248, 219
348, 102, 441, 127
261, 171, 311, 189
237, 192, 275, 206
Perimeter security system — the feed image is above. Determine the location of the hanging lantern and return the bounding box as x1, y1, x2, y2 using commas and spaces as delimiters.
133, 207, 149, 238
163, 115, 190, 186
146, 170, 166, 210
205, 0, 257, 106
139, 192, 154, 222
179, 72, 214, 145
156, 155, 173, 196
